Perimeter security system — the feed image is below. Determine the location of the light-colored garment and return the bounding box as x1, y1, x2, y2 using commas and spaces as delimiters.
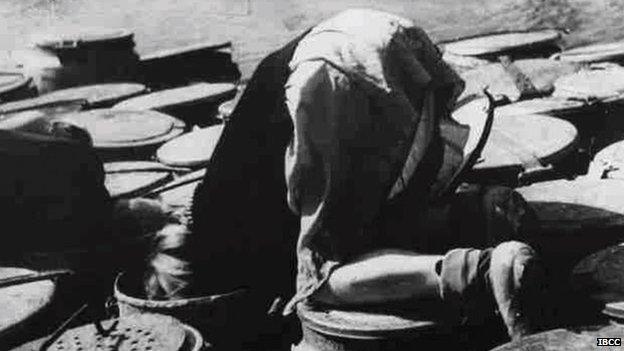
282, 9, 469, 315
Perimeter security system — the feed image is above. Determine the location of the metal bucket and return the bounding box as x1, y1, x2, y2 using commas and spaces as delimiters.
114, 272, 250, 349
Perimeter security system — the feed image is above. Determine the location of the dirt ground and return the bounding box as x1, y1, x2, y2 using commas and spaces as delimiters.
1, 0, 623, 78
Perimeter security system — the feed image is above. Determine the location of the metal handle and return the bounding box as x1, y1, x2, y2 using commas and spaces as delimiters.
0, 269, 73, 289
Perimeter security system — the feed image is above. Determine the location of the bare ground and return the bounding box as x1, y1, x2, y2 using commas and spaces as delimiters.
0, 0, 622, 77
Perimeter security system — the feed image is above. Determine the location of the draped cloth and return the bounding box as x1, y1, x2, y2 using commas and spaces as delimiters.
282, 9, 469, 315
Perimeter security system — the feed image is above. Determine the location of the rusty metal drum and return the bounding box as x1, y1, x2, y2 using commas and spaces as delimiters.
29, 27, 140, 92
458, 58, 581, 103
588, 140, 624, 179
114, 273, 247, 350
155, 125, 224, 169
0, 267, 56, 345
293, 304, 455, 351
490, 325, 624, 351
453, 98, 579, 186
35, 82, 147, 109
113, 83, 237, 127
55, 109, 186, 161
572, 244, 624, 306
516, 179, 624, 274
552, 41, 624, 64
104, 161, 177, 200
440, 29, 563, 72
0, 71, 37, 103
10, 314, 204, 351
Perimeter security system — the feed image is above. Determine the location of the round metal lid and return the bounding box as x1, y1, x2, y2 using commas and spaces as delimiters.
458, 59, 581, 102
37, 83, 147, 108
453, 102, 578, 171
554, 41, 624, 63
297, 304, 439, 340
57, 109, 185, 149
553, 64, 624, 101
104, 161, 174, 199
113, 83, 237, 111
495, 97, 591, 118
591, 140, 624, 179
516, 179, 624, 228
156, 124, 224, 168
490, 328, 604, 351
34, 28, 134, 50
12, 314, 195, 351
0, 267, 56, 336
571, 244, 624, 304
0, 72, 32, 96
442, 29, 562, 57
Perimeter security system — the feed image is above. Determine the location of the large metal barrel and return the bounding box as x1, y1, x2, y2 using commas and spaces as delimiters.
439, 29, 563, 72
156, 125, 224, 169
0, 268, 56, 348
10, 314, 205, 351
23, 27, 140, 93
454, 98, 579, 186
113, 83, 237, 127
54, 109, 186, 161
552, 41, 624, 64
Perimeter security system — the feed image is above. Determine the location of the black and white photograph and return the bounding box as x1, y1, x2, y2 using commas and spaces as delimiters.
1, 0, 624, 350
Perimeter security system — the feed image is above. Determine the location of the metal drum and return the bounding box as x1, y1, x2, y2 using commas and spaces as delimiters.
496, 97, 601, 174
155, 125, 224, 169
294, 304, 455, 351
113, 83, 237, 127
552, 41, 624, 64
28, 27, 139, 93
137, 41, 241, 89
588, 140, 624, 179
440, 29, 563, 72
490, 325, 624, 351
572, 244, 624, 306
453, 98, 579, 186
458, 59, 580, 102
10, 314, 204, 351
104, 161, 177, 200
553, 64, 624, 152
0, 71, 37, 103
0, 100, 85, 134
0, 267, 56, 345
114, 273, 247, 350
34, 82, 147, 109
516, 179, 624, 274
55, 109, 186, 161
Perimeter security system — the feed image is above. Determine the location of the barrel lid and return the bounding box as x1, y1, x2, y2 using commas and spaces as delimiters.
459, 59, 581, 102
453, 103, 578, 172
592, 140, 624, 179
442, 29, 562, 57
0, 267, 55, 337
553, 64, 624, 101
555, 41, 624, 63
156, 125, 224, 168
37, 83, 147, 108
0, 72, 31, 96
33, 28, 134, 50
297, 304, 439, 340
495, 97, 590, 118
490, 328, 601, 351
57, 109, 185, 149
12, 314, 194, 351
571, 244, 624, 304
113, 83, 237, 111
516, 179, 624, 228
104, 161, 174, 199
